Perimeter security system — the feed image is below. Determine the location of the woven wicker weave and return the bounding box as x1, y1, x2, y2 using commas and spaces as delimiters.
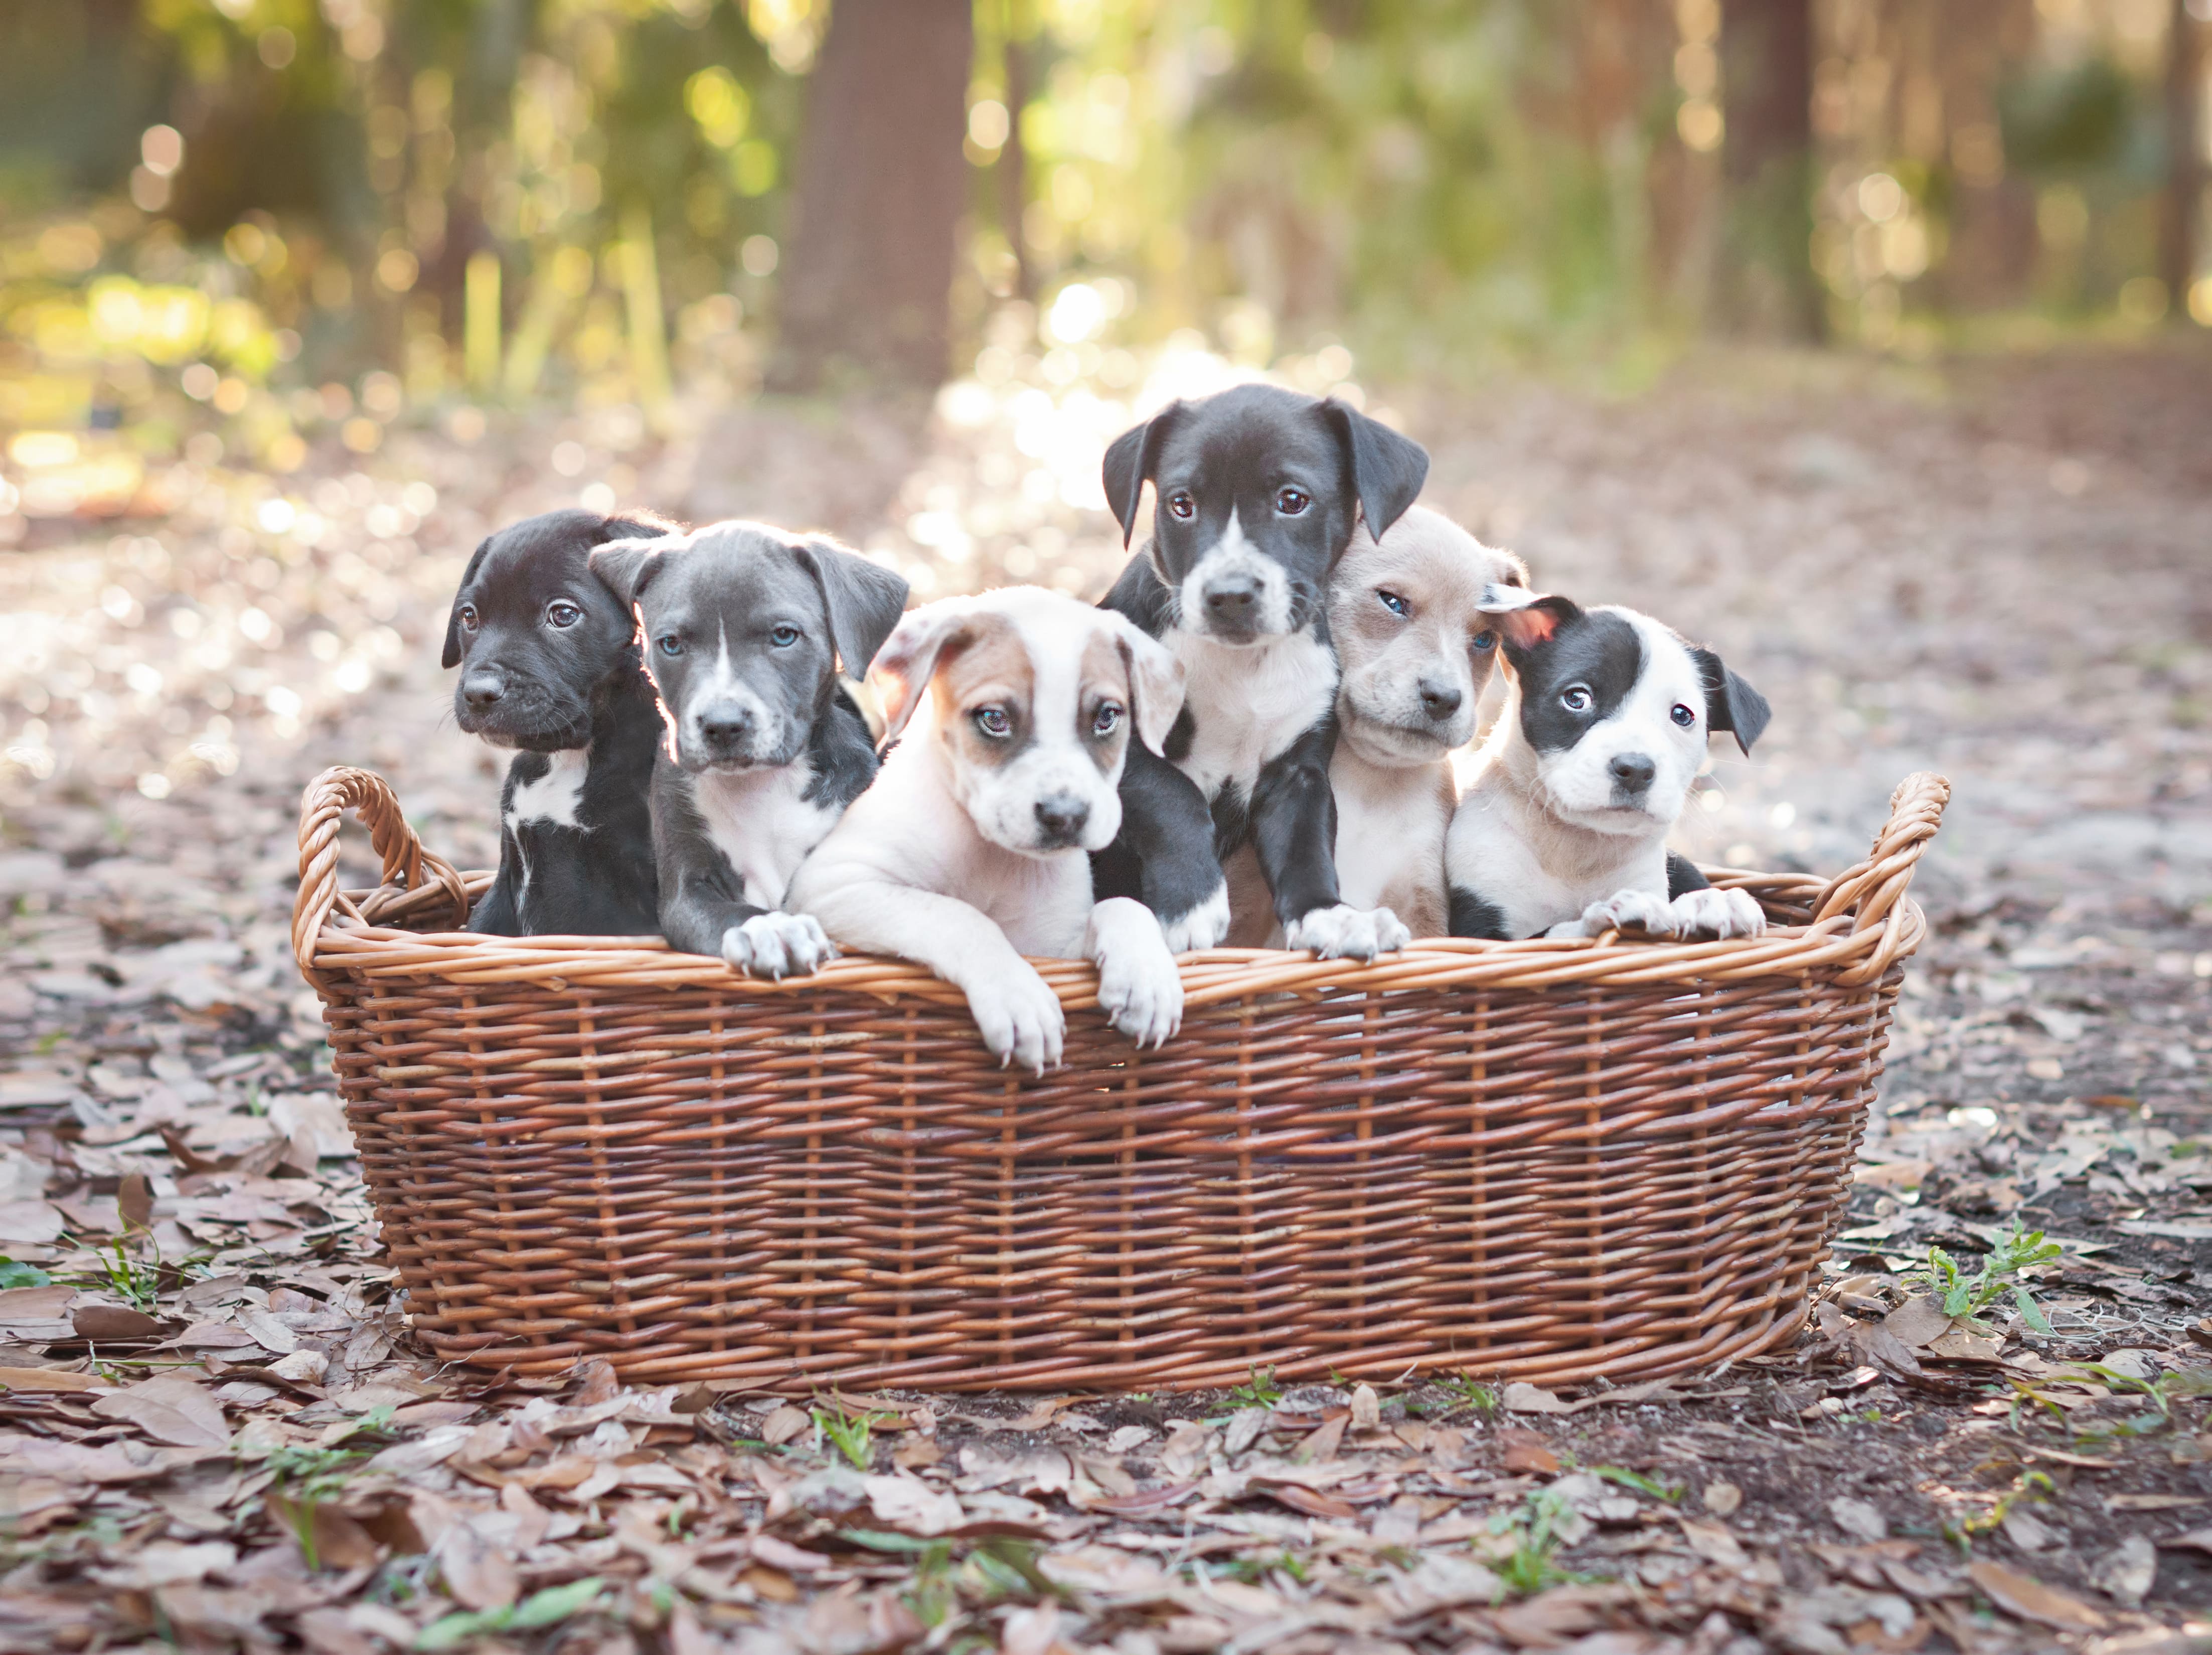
293, 768, 1948, 1392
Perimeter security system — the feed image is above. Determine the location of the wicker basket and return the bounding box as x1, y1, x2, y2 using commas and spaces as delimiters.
293, 768, 1948, 1393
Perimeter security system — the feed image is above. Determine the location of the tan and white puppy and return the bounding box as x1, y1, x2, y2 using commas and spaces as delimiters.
1223, 506, 1527, 943
789, 586, 1188, 1073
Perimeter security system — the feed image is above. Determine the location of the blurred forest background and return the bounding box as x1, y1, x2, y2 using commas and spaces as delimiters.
1, 0, 2207, 510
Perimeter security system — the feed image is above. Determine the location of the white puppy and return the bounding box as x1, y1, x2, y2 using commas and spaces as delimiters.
789, 586, 1189, 1073
1444, 587, 1772, 942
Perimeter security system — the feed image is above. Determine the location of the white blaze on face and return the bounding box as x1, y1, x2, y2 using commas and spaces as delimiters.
1174, 506, 1295, 639
1536, 612, 1711, 834
680, 622, 778, 765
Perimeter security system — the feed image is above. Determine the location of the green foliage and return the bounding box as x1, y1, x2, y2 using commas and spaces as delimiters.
1486, 1487, 1592, 1599
1591, 1465, 1682, 1503
416, 1578, 607, 1650
0, 1258, 51, 1289
1227, 1365, 1284, 1410
1438, 1374, 1501, 1415
69, 1239, 161, 1312
812, 1399, 890, 1471
1905, 1221, 2060, 1332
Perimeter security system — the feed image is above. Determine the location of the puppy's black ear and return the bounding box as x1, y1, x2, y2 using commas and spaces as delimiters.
1101, 400, 1180, 547
442, 537, 493, 670
1690, 648, 1771, 756
1323, 400, 1429, 538
589, 537, 667, 608
797, 537, 911, 677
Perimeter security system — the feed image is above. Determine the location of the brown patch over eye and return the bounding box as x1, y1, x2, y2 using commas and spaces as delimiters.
935, 614, 1034, 769
1077, 633, 1133, 774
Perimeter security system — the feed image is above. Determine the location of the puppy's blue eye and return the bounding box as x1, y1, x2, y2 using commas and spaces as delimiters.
657, 635, 684, 657
1671, 703, 1697, 728
1560, 686, 1592, 713
1377, 589, 1408, 616
1093, 703, 1123, 737
546, 601, 581, 628
1473, 631, 1497, 651
974, 706, 1012, 737
770, 625, 800, 647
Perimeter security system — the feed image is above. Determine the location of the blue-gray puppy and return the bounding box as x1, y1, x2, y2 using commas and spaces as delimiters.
590, 520, 908, 976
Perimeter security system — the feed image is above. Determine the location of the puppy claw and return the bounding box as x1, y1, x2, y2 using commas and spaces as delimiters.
1668, 886, 1767, 940
1284, 904, 1409, 962
1088, 899, 1185, 1050
1577, 889, 1679, 940
721, 912, 837, 979
966, 963, 1065, 1077
1158, 882, 1232, 955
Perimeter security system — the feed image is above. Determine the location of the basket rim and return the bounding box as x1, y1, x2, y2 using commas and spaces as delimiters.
295, 768, 1949, 1005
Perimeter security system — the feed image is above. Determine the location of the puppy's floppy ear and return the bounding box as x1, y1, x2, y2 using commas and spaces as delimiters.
1101, 400, 1181, 547
1323, 399, 1429, 539
589, 537, 668, 609
866, 599, 978, 740
1690, 647, 1771, 756
1476, 583, 1579, 656
442, 537, 493, 670
1105, 614, 1186, 757
794, 537, 910, 677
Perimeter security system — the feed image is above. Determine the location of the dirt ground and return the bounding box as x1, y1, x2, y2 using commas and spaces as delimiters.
3, 341, 2210, 1654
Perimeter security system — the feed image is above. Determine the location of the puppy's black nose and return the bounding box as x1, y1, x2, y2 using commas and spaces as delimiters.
697, 710, 754, 748
461, 671, 506, 711
1418, 677, 1463, 719
1201, 575, 1260, 625
1034, 795, 1089, 841
1609, 753, 1656, 793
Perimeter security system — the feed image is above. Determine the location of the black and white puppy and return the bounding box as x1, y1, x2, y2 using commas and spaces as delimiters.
1093, 382, 1430, 959
444, 508, 673, 936
589, 520, 908, 976
1445, 589, 1772, 942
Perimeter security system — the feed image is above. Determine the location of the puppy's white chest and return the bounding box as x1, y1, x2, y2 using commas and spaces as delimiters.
507, 748, 589, 832
1168, 629, 1337, 802
695, 766, 838, 910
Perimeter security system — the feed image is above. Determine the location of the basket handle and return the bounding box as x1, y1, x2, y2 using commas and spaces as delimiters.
294, 766, 470, 983
1811, 770, 1950, 935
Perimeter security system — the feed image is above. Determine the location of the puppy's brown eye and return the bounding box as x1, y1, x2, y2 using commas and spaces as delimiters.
1166, 491, 1196, 520
546, 600, 581, 628
457, 604, 479, 631
1092, 702, 1123, 737
1276, 487, 1310, 515
973, 706, 1012, 738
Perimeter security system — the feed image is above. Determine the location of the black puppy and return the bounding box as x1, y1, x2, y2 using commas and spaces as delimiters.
1092, 383, 1430, 958
443, 508, 672, 936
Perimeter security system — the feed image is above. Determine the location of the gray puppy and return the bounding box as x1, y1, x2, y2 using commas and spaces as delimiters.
590, 520, 908, 976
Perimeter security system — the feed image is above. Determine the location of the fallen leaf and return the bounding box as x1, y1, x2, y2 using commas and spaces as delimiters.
1965, 1561, 2106, 1631
1082, 1481, 1198, 1517
1703, 1480, 1743, 1517
268, 1490, 383, 1571
750, 1534, 831, 1573
2106, 1493, 2202, 1512
1501, 1381, 1571, 1414
72, 1302, 169, 1340
1498, 1427, 1559, 1475
1676, 1517, 1748, 1568
1349, 1384, 1380, 1429
759, 1404, 811, 1445
1881, 1295, 1952, 1349
437, 1520, 519, 1612
0, 1365, 112, 1394
1001, 1602, 1059, 1655
1829, 1496, 1889, 1543
864, 1473, 964, 1536
91, 1374, 230, 1447
117, 1172, 155, 1229
570, 1357, 620, 1406
1263, 1483, 1358, 1520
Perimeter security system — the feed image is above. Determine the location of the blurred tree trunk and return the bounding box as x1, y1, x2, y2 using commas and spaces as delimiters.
2161, 0, 2204, 312
999, 17, 1034, 302
770, 0, 974, 392
1714, 0, 1823, 340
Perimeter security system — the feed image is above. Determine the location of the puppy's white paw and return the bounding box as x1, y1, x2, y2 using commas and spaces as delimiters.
964, 961, 1065, 1075
1085, 898, 1183, 1049
1577, 888, 1680, 939
1158, 881, 1231, 954
1669, 886, 1767, 940
720, 912, 837, 979
1283, 904, 1411, 962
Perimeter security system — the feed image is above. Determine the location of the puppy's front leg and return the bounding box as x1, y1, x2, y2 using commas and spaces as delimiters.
1095, 744, 1229, 952
1253, 723, 1410, 961
1084, 897, 1183, 1049
660, 866, 836, 980
801, 881, 1065, 1073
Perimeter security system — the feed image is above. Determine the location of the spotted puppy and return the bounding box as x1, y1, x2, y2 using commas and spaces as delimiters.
1094, 382, 1430, 960
1226, 506, 1527, 943
1445, 590, 1772, 941
791, 586, 1187, 1074
444, 508, 674, 936
590, 520, 908, 976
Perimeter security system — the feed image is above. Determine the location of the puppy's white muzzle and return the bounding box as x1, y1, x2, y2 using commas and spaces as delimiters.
955, 748, 1124, 858
678, 683, 792, 773
1177, 513, 1295, 643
